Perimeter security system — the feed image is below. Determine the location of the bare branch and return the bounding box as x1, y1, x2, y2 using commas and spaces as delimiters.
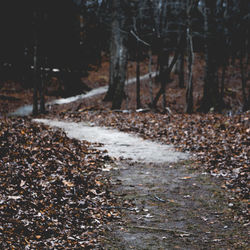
130, 30, 150, 47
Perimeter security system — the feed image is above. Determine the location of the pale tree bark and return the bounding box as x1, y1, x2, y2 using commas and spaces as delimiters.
110, 0, 128, 109
104, 0, 128, 109
111, 43, 128, 109
103, 0, 119, 102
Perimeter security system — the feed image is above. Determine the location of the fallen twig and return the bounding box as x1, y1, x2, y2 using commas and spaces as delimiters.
153, 195, 166, 203
101, 206, 136, 211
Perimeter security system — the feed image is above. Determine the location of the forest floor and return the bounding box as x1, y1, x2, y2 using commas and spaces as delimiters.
0, 56, 249, 248
103, 160, 249, 249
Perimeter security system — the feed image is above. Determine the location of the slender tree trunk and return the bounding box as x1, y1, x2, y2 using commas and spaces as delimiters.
104, 0, 119, 102
111, 42, 127, 109
136, 42, 141, 109
219, 62, 226, 110
103, 32, 117, 101
175, 50, 185, 88
240, 53, 248, 111
162, 51, 169, 109
246, 28, 249, 65
148, 49, 154, 105
109, 0, 128, 109
152, 40, 182, 108
39, 67, 46, 114
185, 27, 194, 113
246, 89, 250, 111
178, 52, 185, 88
200, 0, 220, 112
32, 43, 38, 115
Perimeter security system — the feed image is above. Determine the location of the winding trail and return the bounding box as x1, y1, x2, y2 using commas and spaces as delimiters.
32, 119, 248, 249
10, 72, 157, 116
30, 69, 248, 248
8, 62, 249, 248
33, 119, 188, 164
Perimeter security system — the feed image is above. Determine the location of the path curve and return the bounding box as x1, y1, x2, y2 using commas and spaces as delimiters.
33, 118, 188, 164
10, 72, 157, 117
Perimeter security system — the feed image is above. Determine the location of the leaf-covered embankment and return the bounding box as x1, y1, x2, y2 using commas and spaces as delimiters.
0, 117, 118, 248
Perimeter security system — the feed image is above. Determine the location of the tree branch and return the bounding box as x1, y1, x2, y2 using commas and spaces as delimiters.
130, 30, 150, 47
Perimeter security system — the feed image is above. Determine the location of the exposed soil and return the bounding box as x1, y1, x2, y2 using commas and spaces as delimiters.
103, 160, 249, 249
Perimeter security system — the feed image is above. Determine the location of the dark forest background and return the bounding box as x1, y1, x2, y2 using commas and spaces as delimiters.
0, 0, 249, 114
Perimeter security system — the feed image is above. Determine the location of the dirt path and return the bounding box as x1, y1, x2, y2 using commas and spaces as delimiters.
33, 119, 188, 164
104, 161, 248, 249
9, 72, 157, 117
33, 119, 249, 249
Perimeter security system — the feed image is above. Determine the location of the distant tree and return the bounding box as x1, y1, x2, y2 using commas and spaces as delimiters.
129, 0, 146, 109
104, 0, 128, 110
185, 0, 197, 114
199, 0, 220, 112
151, 1, 186, 109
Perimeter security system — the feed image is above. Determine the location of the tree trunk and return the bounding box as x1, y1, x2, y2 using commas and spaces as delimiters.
200, 0, 220, 112
162, 51, 169, 109
175, 52, 185, 88
111, 43, 127, 109
178, 52, 185, 88
152, 39, 182, 108
32, 43, 38, 115
185, 27, 194, 114
219, 62, 226, 110
103, 0, 119, 102
240, 53, 248, 111
148, 50, 154, 105
39, 68, 46, 114
107, 0, 128, 110
136, 42, 141, 109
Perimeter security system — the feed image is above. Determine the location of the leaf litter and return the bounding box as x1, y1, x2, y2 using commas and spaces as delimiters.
0, 117, 120, 249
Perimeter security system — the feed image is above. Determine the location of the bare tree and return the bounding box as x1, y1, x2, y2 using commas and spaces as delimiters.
32, 42, 38, 115
105, 0, 128, 109
200, 0, 220, 112
185, 0, 198, 113
32, 10, 39, 116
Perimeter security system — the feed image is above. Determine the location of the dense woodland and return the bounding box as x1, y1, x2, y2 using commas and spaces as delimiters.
0, 0, 249, 114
